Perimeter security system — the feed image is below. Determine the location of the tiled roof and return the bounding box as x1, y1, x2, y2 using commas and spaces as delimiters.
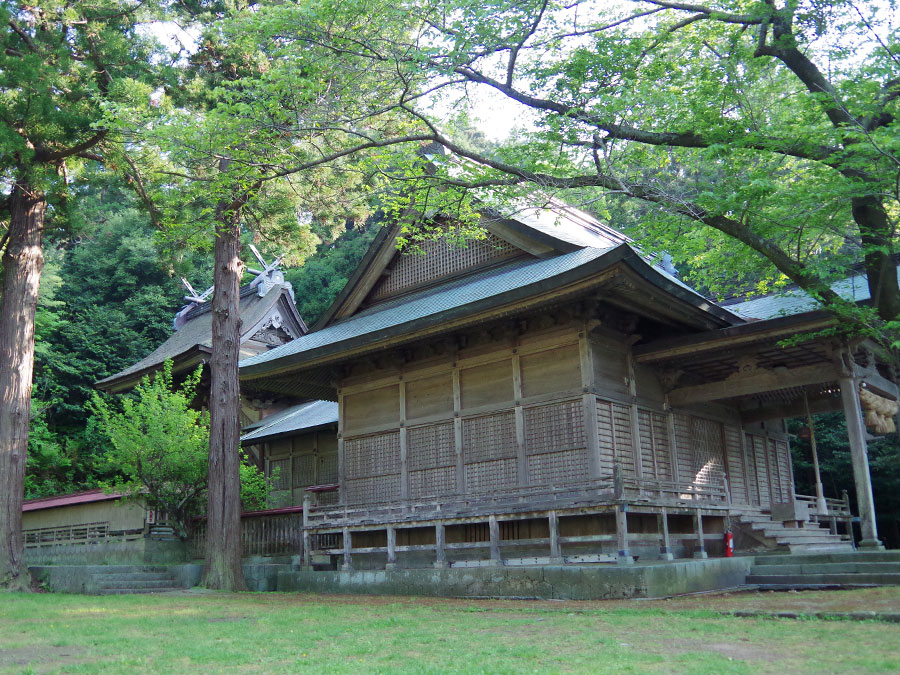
240, 400, 338, 444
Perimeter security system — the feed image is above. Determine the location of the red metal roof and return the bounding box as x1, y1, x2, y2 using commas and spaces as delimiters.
23, 489, 122, 512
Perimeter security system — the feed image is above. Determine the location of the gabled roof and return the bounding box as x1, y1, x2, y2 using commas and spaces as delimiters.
240, 244, 744, 389
240, 400, 338, 444
314, 200, 635, 329
96, 282, 306, 393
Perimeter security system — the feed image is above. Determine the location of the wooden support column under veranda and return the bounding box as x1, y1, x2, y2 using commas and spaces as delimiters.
840, 377, 885, 550
386, 525, 397, 570
342, 527, 352, 571
693, 510, 708, 559
615, 504, 634, 565
489, 515, 503, 566
548, 510, 563, 563
658, 508, 674, 561
434, 522, 448, 568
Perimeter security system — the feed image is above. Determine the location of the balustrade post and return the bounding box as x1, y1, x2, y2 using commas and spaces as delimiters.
548, 510, 563, 563
342, 527, 353, 571
386, 525, 397, 570
615, 504, 634, 565
434, 522, 448, 569
658, 508, 673, 561
489, 515, 503, 566
301, 495, 311, 569
693, 510, 708, 559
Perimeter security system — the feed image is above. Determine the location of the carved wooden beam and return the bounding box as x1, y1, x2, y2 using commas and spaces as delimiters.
666, 363, 841, 406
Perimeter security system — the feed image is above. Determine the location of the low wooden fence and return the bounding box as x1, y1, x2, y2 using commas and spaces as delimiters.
191, 510, 304, 559
24, 521, 112, 547
794, 490, 853, 536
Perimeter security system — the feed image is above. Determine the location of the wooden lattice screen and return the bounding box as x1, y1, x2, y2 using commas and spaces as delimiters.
407, 421, 457, 498
523, 400, 588, 485
597, 400, 637, 477
344, 431, 401, 504
370, 233, 521, 302
462, 411, 518, 493
687, 416, 727, 488
637, 408, 674, 482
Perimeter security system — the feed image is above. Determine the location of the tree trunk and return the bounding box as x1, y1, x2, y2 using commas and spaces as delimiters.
852, 196, 900, 322
0, 181, 46, 591
200, 203, 247, 591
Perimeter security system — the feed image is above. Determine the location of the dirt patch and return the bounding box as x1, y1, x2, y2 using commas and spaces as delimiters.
208, 615, 256, 623
657, 638, 783, 662
0, 645, 85, 668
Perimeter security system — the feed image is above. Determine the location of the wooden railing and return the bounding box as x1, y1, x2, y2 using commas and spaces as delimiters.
794, 490, 853, 537
24, 522, 145, 547
191, 510, 304, 559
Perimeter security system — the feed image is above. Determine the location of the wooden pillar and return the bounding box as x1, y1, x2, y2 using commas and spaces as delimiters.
341, 527, 352, 571
615, 504, 634, 565
489, 515, 503, 566
301, 494, 311, 569
804, 393, 828, 515
452, 366, 464, 493
434, 522, 448, 568
657, 507, 673, 561
839, 377, 884, 549
512, 350, 528, 486
399, 380, 409, 501
579, 329, 602, 479
693, 510, 707, 559
548, 510, 563, 563
386, 525, 397, 570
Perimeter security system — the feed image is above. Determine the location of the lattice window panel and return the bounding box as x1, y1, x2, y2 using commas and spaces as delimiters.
774, 439, 793, 502
688, 417, 726, 487
637, 409, 673, 482
318, 454, 339, 485
345, 474, 400, 505
370, 232, 521, 301
409, 466, 457, 498
527, 449, 589, 486
268, 490, 291, 508
724, 425, 749, 504
748, 435, 771, 506
292, 454, 317, 488
465, 458, 518, 494
344, 432, 400, 479
596, 401, 637, 478
268, 458, 291, 491
524, 400, 586, 456
408, 422, 455, 471
316, 490, 339, 506
462, 411, 516, 463
743, 434, 761, 506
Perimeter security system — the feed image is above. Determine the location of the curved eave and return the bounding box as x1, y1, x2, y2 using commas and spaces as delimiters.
241, 245, 742, 385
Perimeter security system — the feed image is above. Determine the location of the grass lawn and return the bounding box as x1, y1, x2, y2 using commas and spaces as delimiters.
2, 588, 900, 674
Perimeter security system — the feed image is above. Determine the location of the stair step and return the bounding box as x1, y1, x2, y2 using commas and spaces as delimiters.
749, 562, 900, 575
754, 551, 900, 565
97, 587, 183, 595
747, 573, 900, 586
94, 573, 177, 582
96, 578, 178, 590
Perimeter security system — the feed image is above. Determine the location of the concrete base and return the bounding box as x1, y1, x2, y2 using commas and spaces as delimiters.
275, 557, 754, 600
25, 538, 187, 566
858, 539, 886, 551
694, 550, 709, 560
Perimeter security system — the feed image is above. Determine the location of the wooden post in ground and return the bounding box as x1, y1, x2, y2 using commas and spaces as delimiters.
342, 527, 352, 571
548, 511, 563, 563
386, 525, 397, 570
489, 515, 502, 566
434, 522, 448, 568
839, 377, 884, 549
615, 504, 634, 565
693, 510, 708, 559
657, 508, 673, 560
301, 494, 311, 569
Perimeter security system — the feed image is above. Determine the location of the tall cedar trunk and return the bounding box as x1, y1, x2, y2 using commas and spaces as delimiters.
200, 206, 247, 591
0, 181, 45, 591
852, 196, 900, 322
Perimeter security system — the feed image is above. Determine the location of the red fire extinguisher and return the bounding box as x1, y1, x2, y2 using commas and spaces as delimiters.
724, 530, 734, 558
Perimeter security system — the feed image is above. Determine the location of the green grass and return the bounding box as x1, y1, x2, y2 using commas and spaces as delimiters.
1, 591, 899, 673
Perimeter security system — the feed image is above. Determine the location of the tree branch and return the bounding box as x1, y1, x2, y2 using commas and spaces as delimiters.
35, 129, 108, 162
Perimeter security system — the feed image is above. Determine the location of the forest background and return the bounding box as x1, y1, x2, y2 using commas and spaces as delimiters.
3, 0, 900, 555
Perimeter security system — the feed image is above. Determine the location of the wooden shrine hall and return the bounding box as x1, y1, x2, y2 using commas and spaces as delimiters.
236, 202, 892, 569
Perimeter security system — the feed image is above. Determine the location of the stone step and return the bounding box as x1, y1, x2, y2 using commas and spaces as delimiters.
93, 573, 177, 583
747, 573, 900, 586
97, 587, 183, 595
749, 562, 900, 575
96, 578, 178, 590
754, 551, 900, 565
751, 583, 882, 591
784, 543, 856, 554
774, 536, 850, 546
